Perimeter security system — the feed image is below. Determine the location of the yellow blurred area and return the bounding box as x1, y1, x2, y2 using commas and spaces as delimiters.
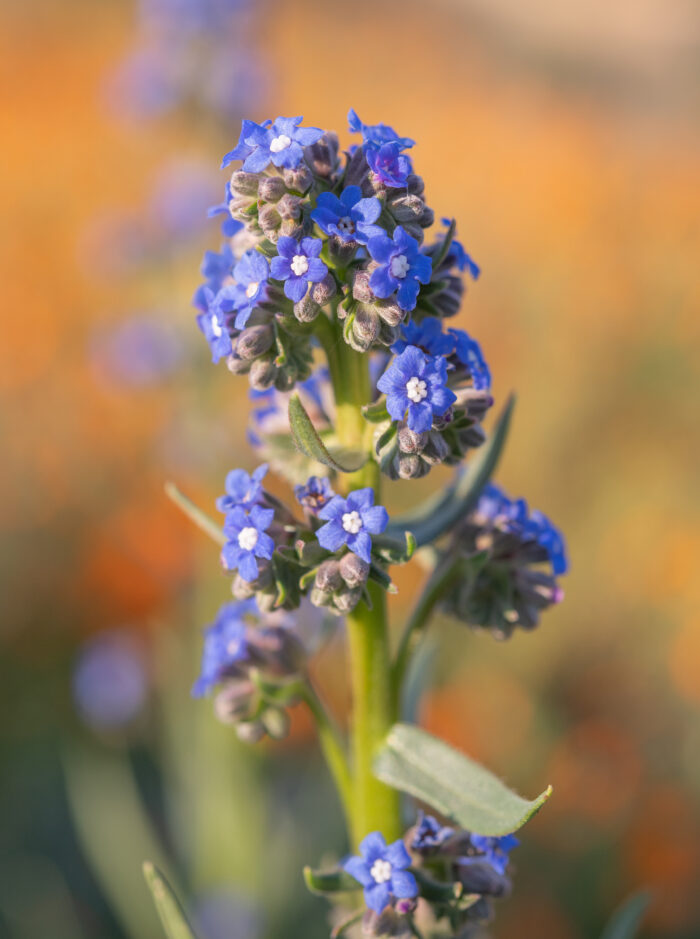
1, 0, 699, 936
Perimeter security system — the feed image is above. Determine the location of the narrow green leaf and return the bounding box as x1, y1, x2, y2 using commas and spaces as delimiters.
385, 395, 515, 547
142, 862, 197, 939
374, 723, 552, 836
165, 482, 225, 546
362, 400, 390, 423
289, 394, 367, 473
303, 866, 361, 895
432, 217, 457, 270
600, 892, 652, 939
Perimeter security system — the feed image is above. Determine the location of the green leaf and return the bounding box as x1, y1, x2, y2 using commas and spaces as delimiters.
288, 394, 367, 473
303, 866, 361, 895
385, 395, 515, 547
372, 530, 416, 565
142, 862, 197, 939
600, 892, 652, 939
165, 482, 225, 546
431, 217, 457, 270
373, 723, 552, 836
362, 400, 390, 423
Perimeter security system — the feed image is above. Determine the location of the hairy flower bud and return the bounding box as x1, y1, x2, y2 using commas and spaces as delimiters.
315, 559, 343, 593
387, 193, 425, 224
258, 203, 282, 237
261, 706, 290, 740
258, 175, 287, 203
339, 553, 370, 588
248, 357, 277, 389
333, 586, 363, 614
352, 270, 374, 303
397, 425, 427, 455
230, 170, 260, 196
227, 354, 251, 376
293, 294, 320, 323
305, 132, 340, 179
311, 273, 336, 305
236, 324, 274, 360
277, 193, 303, 220
283, 164, 313, 193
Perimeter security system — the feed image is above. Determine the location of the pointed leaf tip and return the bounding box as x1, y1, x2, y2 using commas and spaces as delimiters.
288, 394, 367, 473
142, 861, 197, 939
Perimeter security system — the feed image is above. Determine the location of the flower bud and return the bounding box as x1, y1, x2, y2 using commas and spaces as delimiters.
229, 194, 256, 221
214, 679, 257, 723
343, 146, 370, 188
397, 425, 427, 454
259, 203, 282, 236
283, 164, 313, 193
230, 171, 260, 196
277, 193, 303, 220
311, 273, 337, 305
293, 294, 320, 323
310, 586, 332, 607
248, 357, 277, 389
406, 174, 424, 196
399, 222, 424, 244
306, 133, 340, 178
261, 706, 290, 740
236, 720, 266, 744
398, 453, 427, 479
315, 559, 343, 593
432, 276, 463, 318
376, 299, 404, 328
236, 324, 274, 360
419, 205, 435, 228
352, 270, 374, 303
226, 354, 251, 376
387, 193, 425, 223
351, 306, 380, 350
422, 431, 450, 464
258, 175, 287, 202
333, 586, 363, 614
339, 552, 370, 588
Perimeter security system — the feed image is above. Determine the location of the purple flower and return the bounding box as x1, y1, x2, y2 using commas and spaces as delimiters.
411, 812, 454, 852
347, 109, 414, 151
377, 345, 456, 433
448, 329, 491, 391
310, 186, 383, 245
196, 293, 233, 363
366, 142, 413, 188
392, 317, 455, 357
294, 476, 335, 514
368, 226, 432, 312
217, 464, 268, 513
343, 831, 418, 915
441, 218, 480, 279
73, 630, 148, 730
316, 488, 388, 564
270, 236, 327, 302
221, 116, 323, 173
213, 249, 269, 329
468, 834, 519, 876
208, 182, 243, 237
192, 600, 258, 697
221, 504, 275, 582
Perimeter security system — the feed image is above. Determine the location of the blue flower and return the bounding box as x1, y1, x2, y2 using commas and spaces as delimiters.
192, 600, 258, 698
347, 109, 414, 151
527, 510, 568, 576
195, 292, 233, 363
221, 504, 275, 582
316, 488, 388, 564
213, 249, 270, 329
469, 834, 519, 876
343, 831, 418, 915
411, 812, 455, 852
294, 476, 335, 514
366, 143, 413, 188
217, 464, 268, 513
73, 630, 148, 730
199, 244, 234, 291
270, 236, 328, 302
392, 317, 455, 357
310, 186, 383, 245
222, 116, 323, 173
368, 226, 432, 312
208, 182, 243, 237
377, 345, 456, 433
448, 329, 491, 391
441, 218, 480, 279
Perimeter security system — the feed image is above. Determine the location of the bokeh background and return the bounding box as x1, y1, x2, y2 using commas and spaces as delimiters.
1, 0, 699, 936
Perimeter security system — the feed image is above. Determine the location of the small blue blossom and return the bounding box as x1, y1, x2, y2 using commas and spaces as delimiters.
294, 476, 335, 514
343, 831, 418, 915
73, 630, 148, 730
366, 142, 413, 188
213, 249, 270, 329
392, 317, 455, 357
195, 293, 233, 363
527, 510, 568, 576
347, 109, 414, 151
441, 218, 480, 279
192, 599, 258, 698
469, 834, 519, 876
199, 243, 234, 290
208, 182, 243, 237
222, 116, 323, 172
310, 186, 383, 245
448, 328, 491, 391
411, 812, 455, 852
217, 463, 268, 513
377, 345, 456, 433
368, 226, 432, 312
316, 488, 388, 564
270, 236, 328, 302
221, 504, 275, 582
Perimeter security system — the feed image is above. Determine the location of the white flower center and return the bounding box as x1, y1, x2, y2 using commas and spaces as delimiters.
270, 134, 292, 153
341, 511, 363, 534
390, 254, 410, 278
211, 314, 223, 338
245, 281, 259, 299
290, 254, 309, 276
226, 638, 243, 656
406, 376, 428, 403
370, 859, 393, 884
237, 526, 259, 551
337, 216, 355, 235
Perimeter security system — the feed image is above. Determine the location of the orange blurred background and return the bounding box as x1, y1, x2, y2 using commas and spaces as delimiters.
1, 0, 699, 936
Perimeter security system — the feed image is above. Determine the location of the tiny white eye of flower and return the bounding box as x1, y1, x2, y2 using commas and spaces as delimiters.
226, 638, 242, 656
370, 859, 393, 884
238, 526, 259, 551
270, 134, 292, 153
290, 254, 309, 276
341, 511, 363, 534
211, 314, 223, 338
337, 216, 355, 234
390, 254, 410, 278
405, 376, 428, 403
245, 281, 259, 299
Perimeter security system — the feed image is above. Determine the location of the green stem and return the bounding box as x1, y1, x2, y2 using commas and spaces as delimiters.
391, 555, 464, 709
301, 680, 353, 835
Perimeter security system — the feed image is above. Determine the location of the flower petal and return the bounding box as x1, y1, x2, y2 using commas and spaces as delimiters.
316, 520, 347, 553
